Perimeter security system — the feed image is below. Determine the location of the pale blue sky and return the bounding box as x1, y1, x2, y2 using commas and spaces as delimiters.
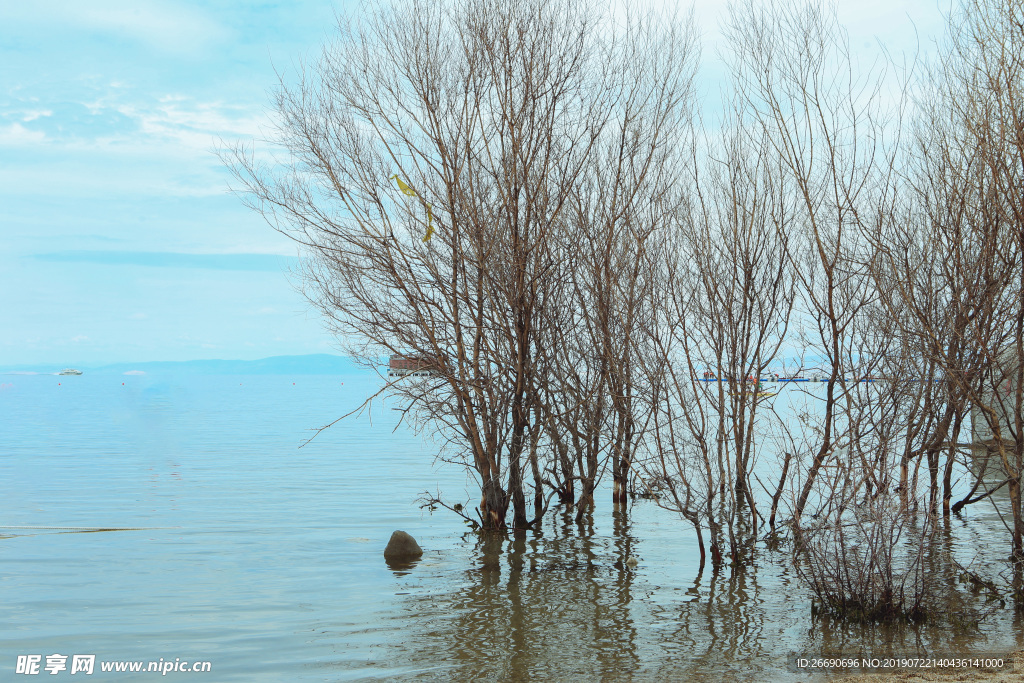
0, 0, 946, 366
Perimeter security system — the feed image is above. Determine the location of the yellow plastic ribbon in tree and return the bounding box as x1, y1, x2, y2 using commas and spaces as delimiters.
391, 174, 417, 197
390, 174, 434, 242
423, 205, 434, 242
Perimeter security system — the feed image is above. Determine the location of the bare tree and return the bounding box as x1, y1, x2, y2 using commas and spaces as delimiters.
722, 0, 904, 529
872, 0, 1024, 600
225, 0, 698, 531
566, 20, 699, 514
641, 104, 795, 566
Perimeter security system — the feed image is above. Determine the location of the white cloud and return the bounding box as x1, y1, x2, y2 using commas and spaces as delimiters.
69, 91, 269, 157
0, 1, 228, 56
118, 98, 266, 151
70, 335, 89, 343
0, 90, 277, 197
0, 123, 46, 146
21, 110, 52, 122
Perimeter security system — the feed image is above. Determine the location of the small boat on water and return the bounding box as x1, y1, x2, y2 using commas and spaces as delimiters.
58, 368, 83, 375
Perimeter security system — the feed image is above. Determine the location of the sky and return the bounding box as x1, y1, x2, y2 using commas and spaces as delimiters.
0, 0, 948, 366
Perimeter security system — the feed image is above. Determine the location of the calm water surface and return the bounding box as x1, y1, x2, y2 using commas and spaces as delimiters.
1, 373, 1021, 681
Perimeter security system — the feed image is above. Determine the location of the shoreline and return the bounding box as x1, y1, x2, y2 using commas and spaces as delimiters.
838, 651, 1024, 682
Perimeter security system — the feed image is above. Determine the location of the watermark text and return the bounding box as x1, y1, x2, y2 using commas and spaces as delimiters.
15, 655, 212, 675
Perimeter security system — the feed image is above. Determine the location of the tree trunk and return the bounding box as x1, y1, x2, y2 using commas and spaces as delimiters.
769, 452, 792, 530
612, 441, 630, 509
528, 421, 544, 524
575, 430, 600, 523
558, 442, 575, 505
480, 476, 508, 531
1010, 475, 1024, 610
1011, 476, 1024, 561
508, 398, 529, 529
508, 452, 528, 530
927, 450, 940, 516
795, 377, 837, 522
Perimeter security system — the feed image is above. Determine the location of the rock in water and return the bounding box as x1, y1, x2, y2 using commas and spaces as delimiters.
384, 530, 423, 559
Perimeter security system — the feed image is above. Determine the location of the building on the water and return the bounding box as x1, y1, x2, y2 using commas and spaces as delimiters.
388, 354, 436, 378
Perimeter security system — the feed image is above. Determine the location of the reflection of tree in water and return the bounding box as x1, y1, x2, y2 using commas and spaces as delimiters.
390, 510, 644, 680
645, 561, 775, 682
803, 523, 999, 660
380, 508, 1020, 681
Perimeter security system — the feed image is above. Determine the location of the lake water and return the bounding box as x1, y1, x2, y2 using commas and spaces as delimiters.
2, 372, 1021, 681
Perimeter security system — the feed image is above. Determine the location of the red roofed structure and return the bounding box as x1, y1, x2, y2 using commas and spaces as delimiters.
388, 354, 436, 377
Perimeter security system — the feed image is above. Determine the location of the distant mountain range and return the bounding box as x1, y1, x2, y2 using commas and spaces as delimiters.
1, 354, 365, 375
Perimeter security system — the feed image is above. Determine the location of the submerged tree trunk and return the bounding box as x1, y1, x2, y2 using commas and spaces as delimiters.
576, 447, 600, 524
558, 441, 575, 505
769, 452, 792, 530
480, 476, 508, 532
612, 438, 632, 509
508, 434, 529, 530
528, 416, 544, 524
1009, 471, 1024, 609
795, 377, 838, 523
